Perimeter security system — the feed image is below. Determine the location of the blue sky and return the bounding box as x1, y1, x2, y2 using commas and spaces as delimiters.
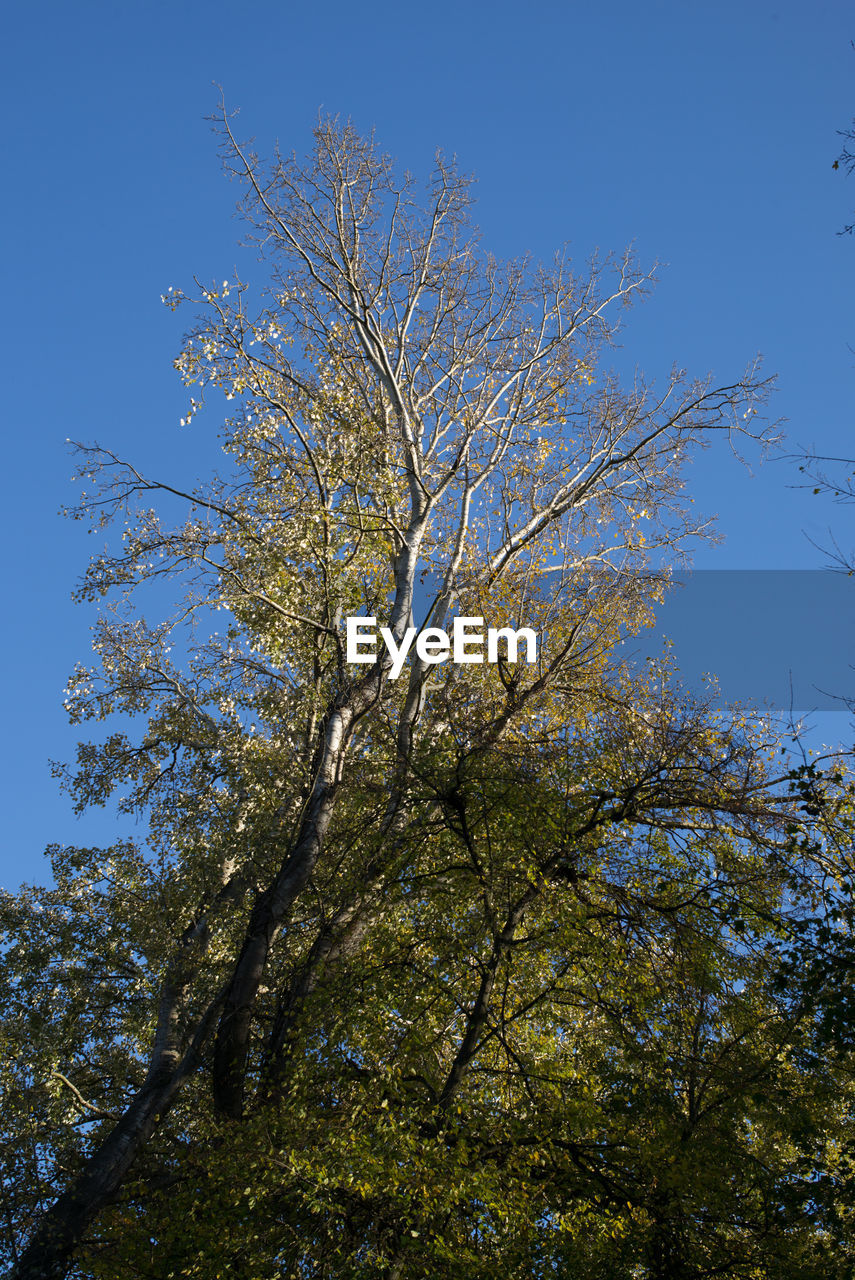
2, 0, 852, 886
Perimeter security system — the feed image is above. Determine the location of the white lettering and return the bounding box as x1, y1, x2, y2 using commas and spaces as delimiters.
416, 627, 451, 664
344, 616, 539, 676
347, 616, 377, 662
453, 617, 484, 664
486, 626, 538, 664
379, 626, 417, 680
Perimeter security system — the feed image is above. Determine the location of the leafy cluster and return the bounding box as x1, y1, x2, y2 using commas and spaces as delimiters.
2, 112, 854, 1280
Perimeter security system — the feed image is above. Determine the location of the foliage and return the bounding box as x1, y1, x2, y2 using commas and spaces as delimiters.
3, 110, 855, 1279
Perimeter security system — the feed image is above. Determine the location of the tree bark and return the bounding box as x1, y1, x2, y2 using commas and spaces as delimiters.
10, 998, 220, 1280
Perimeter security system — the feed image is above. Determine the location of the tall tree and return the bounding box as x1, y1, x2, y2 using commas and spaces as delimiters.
4, 109, 853, 1279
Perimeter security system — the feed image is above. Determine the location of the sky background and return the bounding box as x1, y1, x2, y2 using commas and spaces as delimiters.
2, 0, 852, 887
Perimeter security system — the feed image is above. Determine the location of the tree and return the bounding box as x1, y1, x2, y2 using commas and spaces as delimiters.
3, 108, 855, 1279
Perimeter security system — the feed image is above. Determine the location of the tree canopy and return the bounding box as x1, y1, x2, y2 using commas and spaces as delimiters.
3, 110, 855, 1280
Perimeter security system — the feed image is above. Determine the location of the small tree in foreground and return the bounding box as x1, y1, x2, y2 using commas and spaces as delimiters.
3, 109, 855, 1279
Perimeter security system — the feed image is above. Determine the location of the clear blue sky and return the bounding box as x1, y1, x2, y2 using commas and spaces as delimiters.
2, 0, 852, 887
